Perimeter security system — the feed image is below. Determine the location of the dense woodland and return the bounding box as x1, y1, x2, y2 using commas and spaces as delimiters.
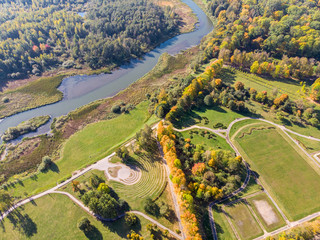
191, 0, 320, 101
0, 0, 179, 80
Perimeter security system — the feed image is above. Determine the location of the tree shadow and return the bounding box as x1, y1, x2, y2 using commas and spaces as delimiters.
103, 215, 142, 239
124, 155, 147, 172
49, 162, 60, 173
7, 211, 37, 237
84, 225, 103, 240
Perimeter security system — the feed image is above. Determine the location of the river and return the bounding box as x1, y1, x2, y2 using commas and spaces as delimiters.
0, 0, 213, 144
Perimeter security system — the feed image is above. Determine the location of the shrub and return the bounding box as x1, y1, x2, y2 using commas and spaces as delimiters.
124, 213, 137, 226
38, 156, 52, 172
62, 60, 75, 69
2, 97, 9, 103
77, 217, 92, 232
144, 198, 159, 215
111, 104, 121, 113
204, 95, 213, 106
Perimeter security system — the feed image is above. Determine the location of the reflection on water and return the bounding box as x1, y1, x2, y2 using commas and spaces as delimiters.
1, 0, 213, 144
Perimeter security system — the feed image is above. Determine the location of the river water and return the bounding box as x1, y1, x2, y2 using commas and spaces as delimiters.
0, 0, 213, 143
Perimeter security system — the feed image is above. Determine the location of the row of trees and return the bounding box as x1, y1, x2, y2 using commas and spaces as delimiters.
158, 122, 202, 240
0, 0, 180, 80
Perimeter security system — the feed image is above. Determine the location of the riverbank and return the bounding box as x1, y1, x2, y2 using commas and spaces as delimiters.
0, 0, 197, 120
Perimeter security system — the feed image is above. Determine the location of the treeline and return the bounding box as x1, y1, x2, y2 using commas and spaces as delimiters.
0, 0, 180, 80
158, 122, 202, 240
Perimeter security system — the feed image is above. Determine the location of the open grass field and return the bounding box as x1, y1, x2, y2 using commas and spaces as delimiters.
212, 205, 237, 240
247, 193, 286, 232
224, 201, 263, 240
175, 105, 246, 129
0, 193, 174, 240
218, 68, 306, 100
7, 101, 159, 198
233, 121, 320, 220
178, 129, 234, 152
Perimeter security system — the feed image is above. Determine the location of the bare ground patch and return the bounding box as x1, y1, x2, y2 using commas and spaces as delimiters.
108, 166, 122, 178
253, 200, 279, 226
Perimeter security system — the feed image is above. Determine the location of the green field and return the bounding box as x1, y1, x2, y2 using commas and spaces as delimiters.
224, 201, 263, 240
212, 205, 237, 240
247, 193, 286, 232
178, 129, 234, 152
1, 193, 168, 240
219, 68, 306, 100
174, 105, 245, 129
7, 101, 159, 198
233, 121, 320, 220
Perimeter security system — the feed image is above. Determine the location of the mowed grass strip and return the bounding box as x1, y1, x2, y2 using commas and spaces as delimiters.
247, 193, 286, 232
1, 193, 167, 240
234, 123, 320, 220
224, 201, 263, 240
212, 205, 237, 240
9, 101, 157, 198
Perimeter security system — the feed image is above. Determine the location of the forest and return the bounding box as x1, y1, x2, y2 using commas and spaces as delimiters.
194, 0, 320, 85
0, 0, 180, 81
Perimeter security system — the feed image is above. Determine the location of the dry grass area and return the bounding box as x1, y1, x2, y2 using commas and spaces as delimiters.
158, 0, 197, 33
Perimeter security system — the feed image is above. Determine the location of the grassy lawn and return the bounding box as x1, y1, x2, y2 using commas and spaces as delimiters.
212, 205, 237, 240
247, 193, 286, 232
0, 193, 173, 240
178, 129, 234, 152
7, 101, 159, 198
219, 68, 306, 100
236, 175, 263, 199
174, 105, 246, 129
233, 121, 320, 220
224, 201, 263, 240
287, 133, 320, 154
